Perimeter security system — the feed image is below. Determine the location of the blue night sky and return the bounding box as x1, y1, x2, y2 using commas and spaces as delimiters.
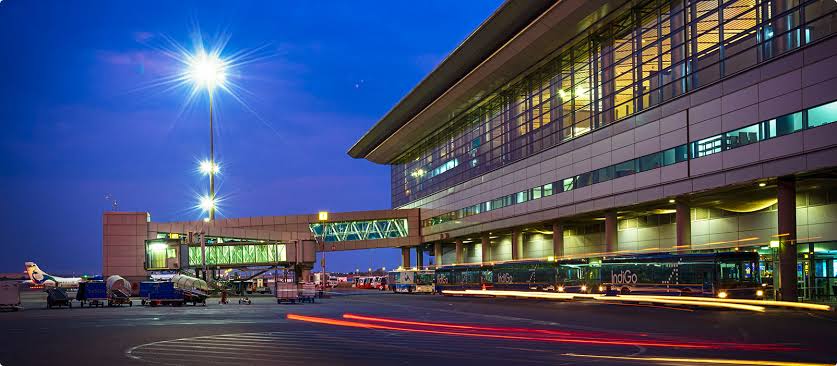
0, 1, 502, 275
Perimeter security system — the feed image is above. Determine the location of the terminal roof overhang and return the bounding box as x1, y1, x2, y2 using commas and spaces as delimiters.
348, 0, 615, 164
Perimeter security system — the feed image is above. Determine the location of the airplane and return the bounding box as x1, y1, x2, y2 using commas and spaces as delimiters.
24, 262, 81, 288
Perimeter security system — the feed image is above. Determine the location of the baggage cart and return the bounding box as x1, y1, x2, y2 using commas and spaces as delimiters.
300, 283, 316, 303
0, 281, 22, 311
46, 288, 72, 309
77, 281, 108, 308
275, 282, 299, 304
146, 281, 185, 307
108, 288, 133, 307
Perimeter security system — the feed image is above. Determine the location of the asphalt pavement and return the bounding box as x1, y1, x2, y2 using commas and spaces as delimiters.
1, 290, 835, 366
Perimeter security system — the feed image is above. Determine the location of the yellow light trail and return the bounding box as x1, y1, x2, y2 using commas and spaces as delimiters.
444, 290, 766, 312
563, 353, 834, 366
448, 289, 832, 312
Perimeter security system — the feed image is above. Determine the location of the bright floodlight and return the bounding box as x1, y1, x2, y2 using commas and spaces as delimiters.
199, 160, 219, 175
198, 194, 216, 212
188, 51, 227, 91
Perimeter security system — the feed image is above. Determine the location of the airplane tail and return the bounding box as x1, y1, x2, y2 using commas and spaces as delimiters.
24, 262, 51, 284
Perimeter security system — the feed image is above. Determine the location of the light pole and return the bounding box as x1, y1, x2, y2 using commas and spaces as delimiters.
188, 50, 226, 221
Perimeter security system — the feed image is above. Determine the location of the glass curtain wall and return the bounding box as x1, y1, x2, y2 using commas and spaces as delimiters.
392, 0, 837, 208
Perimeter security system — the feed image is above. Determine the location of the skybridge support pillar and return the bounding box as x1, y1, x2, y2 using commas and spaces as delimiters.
401, 247, 411, 269
455, 239, 464, 264
434, 242, 443, 268
416, 246, 424, 270
777, 177, 798, 302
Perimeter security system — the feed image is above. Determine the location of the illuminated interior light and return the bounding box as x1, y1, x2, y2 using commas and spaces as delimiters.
769, 240, 780, 248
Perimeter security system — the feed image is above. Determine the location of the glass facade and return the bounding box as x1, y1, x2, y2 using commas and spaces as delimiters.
423, 99, 837, 228
392, 0, 837, 207
309, 219, 409, 242
187, 243, 285, 267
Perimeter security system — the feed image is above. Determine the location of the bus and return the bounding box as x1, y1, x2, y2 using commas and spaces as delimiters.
388, 269, 435, 293
492, 259, 589, 293
593, 252, 760, 298
434, 252, 761, 298
353, 276, 385, 290
435, 265, 493, 293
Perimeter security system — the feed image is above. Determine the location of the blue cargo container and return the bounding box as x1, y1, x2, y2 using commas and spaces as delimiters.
143, 281, 184, 307
77, 281, 108, 308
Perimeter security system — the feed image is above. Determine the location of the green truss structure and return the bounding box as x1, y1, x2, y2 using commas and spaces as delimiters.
309, 218, 409, 243
188, 243, 286, 267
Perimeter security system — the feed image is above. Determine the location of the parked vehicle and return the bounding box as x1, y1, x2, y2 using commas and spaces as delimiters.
46, 287, 72, 309
0, 281, 23, 311
388, 269, 435, 293
172, 274, 208, 306
435, 252, 761, 298
77, 281, 108, 308
276, 282, 298, 304
145, 281, 184, 307
106, 275, 132, 307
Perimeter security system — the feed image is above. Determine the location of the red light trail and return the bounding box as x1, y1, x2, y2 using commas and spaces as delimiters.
287, 314, 795, 351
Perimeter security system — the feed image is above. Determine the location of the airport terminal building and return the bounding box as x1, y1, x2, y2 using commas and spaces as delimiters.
349, 0, 837, 301
104, 0, 837, 302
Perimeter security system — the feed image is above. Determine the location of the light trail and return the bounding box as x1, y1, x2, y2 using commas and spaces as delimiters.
563, 353, 833, 366
447, 290, 767, 312
289, 314, 794, 351
287, 314, 716, 349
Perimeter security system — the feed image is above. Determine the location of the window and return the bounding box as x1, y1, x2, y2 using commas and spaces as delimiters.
637, 152, 662, 172
764, 112, 802, 138
724, 124, 761, 150
613, 160, 636, 178
562, 177, 575, 192
807, 100, 837, 128
543, 183, 554, 196
662, 145, 688, 165
692, 135, 723, 158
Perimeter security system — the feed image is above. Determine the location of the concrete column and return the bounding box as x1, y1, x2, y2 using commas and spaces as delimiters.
481, 233, 491, 263
434, 242, 443, 268
777, 177, 798, 302
401, 247, 411, 269
512, 229, 523, 260
455, 239, 464, 264
605, 211, 618, 254
415, 246, 424, 270
552, 222, 564, 258
675, 200, 691, 251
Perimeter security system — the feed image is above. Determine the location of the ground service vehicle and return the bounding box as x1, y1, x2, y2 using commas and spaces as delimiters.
145, 281, 184, 307
172, 274, 208, 306
435, 265, 493, 293
106, 275, 132, 307
46, 287, 72, 309
436, 252, 761, 298
0, 281, 22, 311
389, 269, 435, 293
76, 281, 108, 308
596, 252, 760, 298
492, 260, 589, 292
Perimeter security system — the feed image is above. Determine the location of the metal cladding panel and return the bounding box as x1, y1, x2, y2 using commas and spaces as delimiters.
301, 240, 317, 263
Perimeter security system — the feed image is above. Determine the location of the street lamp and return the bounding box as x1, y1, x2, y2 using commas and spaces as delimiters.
188, 51, 227, 221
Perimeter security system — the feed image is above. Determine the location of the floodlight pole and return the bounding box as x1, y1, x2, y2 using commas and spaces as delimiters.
209, 92, 215, 221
